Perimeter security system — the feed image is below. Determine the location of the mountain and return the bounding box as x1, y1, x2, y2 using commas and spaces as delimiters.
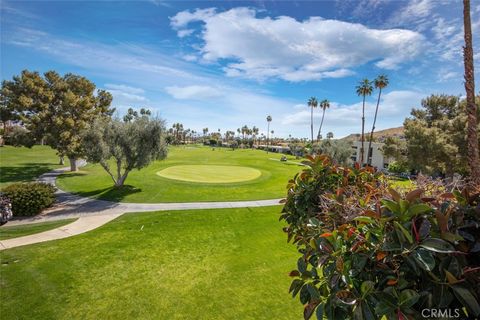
340, 126, 405, 142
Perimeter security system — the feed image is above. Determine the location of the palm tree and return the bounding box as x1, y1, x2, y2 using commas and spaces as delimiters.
463, 0, 480, 185
317, 99, 330, 142
356, 79, 373, 165
307, 97, 318, 144
367, 74, 389, 166
266, 115, 272, 152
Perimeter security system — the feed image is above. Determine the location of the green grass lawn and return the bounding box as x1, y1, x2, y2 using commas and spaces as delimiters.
0, 145, 68, 188
0, 219, 77, 240
388, 178, 414, 189
57, 146, 302, 203
0, 206, 303, 319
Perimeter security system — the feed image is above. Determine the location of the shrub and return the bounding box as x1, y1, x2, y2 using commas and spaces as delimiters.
388, 161, 409, 175
281, 155, 480, 319
2, 182, 56, 216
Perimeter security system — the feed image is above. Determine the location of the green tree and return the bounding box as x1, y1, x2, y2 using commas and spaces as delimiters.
463, 0, 480, 185
82, 110, 168, 188
356, 79, 373, 165
381, 136, 407, 165
312, 139, 352, 165
404, 94, 479, 177
316, 99, 330, 142
0, 70, 113, 171
326, 132, 334, 139
307, 97, 318, 144
367, 75, 389, 165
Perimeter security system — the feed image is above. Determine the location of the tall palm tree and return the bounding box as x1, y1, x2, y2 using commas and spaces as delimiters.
367, 74, 389, 166
463, 0, 480, 185
307, 97, 318, 144
317, 99, 330, 142
356, 79, 373, 165
266, 115, 272, 152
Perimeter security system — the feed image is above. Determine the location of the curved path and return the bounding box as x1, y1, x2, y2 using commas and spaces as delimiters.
0, 164, 283, 250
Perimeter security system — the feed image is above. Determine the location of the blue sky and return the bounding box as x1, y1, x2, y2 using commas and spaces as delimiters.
1, 0, 479, 138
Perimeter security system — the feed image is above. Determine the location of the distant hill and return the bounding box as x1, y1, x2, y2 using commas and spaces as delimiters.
340, 127, 405, 142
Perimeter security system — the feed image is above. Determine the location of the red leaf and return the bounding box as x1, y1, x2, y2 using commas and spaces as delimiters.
289, 270, 300, 277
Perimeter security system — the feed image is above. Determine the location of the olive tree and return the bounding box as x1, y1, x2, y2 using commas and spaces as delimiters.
82, 112, 167, 187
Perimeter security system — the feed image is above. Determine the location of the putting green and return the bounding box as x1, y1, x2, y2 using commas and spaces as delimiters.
157, 165, 262, 183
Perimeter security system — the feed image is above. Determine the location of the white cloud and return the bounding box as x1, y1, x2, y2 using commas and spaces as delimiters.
177, 29, 195, 38
170, 8, 216, 30
105, 83, 145, 95
165, 85, 222, 100
387, 0, 434, 27
103, 84, 149, 107
170, 7, 425, 81
436, 69, 461, 83
181, 54, 198, 62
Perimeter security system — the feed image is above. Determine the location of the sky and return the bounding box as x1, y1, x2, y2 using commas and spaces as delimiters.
1, 0, 479, 138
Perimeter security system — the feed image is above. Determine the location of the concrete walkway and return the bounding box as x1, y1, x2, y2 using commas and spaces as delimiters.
0, 165, 282, 250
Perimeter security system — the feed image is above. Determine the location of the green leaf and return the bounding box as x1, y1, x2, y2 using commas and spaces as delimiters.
354, 216, 375, 224
307, 284, 320, 300
406, 203, 432, 219
309, 217, 321, 227
399, 289, 420, 308
413, 248, 435, 271
420, 238, 456, 253
300, 284, 310, 304
399, 199, 409, 214
394, 221, 413, 244
451, 285, 480, 317
352, 303, 363, 320
289, 279, 303, 295
382, 199, 400, 214
298, 258, 307, 273
316, 303, 324, 320
361, 281, 375, 296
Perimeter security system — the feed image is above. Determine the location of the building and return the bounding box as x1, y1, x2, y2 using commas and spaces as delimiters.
350, 141, 392, 169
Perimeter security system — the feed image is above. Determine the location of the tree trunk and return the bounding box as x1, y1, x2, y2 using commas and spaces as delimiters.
360, 96, 366, 165
317, 108, 326, 142
368, 88, 383, 166
463, 0, 480, 186
59, 156, 65, 165
267, 122, 270, 154
114, 171, 130, 188
310, 107, 314, 144
69, 157, 78, 171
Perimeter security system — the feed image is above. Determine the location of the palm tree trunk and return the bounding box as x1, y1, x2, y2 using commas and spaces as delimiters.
267, 122, 270, 153
310, 107, 314, 144
317, 108, 326, 142
367, 88, 382, 166
463, 0, 480, 185
360, 96, 366, 165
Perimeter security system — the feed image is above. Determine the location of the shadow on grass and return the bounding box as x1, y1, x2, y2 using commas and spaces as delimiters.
66, 185, 142, 203
0, 163, 61, 185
